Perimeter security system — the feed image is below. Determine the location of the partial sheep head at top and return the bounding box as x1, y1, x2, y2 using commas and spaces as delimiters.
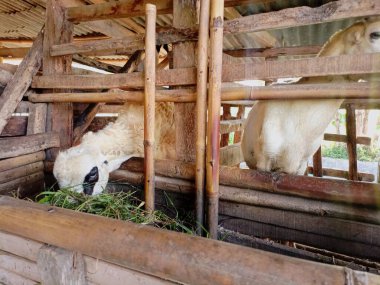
241, 16, 380, 175
53, 102, 175, 195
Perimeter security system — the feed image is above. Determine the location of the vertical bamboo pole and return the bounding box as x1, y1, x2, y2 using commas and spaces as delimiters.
346, 104, 358, 181
206, 0, 224, 239
312, 147, 323, 177
144, 4, 156, 212
195, 0, 210, 235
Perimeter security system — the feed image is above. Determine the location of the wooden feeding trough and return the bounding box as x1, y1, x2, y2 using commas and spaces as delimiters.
0, 0, 380, 283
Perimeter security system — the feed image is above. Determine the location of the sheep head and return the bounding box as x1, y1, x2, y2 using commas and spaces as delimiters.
53, 145, 124, 195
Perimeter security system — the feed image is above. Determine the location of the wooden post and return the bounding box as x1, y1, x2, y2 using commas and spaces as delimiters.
312, 147, 323, 177
206, 0, 224, 239
346, 104, 358, 180
173, 0, 197, 162
233, 105, 245, 143
44, 0, 74, 161
27, 104, 47, 135
220, 105, 232, 147
144, 4, 156, 212
195, 0, 210, 235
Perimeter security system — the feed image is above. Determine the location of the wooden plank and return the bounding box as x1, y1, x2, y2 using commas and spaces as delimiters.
0, 133, 60, 159
51, 28, 198, 57
0, 116, 27, 137
219, 165, 380, 207
224, 45, 321, 58
0, 47, 29, 58
44, 0, 74, 160
33, 54, 380, 89
0, 231, 176, 285
0, 196, 378, 285
224, 0, 380, 35
27, 104, 47, 135
0, 162, 44, 184
0, 171, 44, 194
219, 216, 380, 261
37, 245, 86, 285
173, 0, 197, 162
119, 157, 380, 207
220, 201, 380, 248
67, 0, 173, 22
0, 251, 40, 282
324, 133, 371, 146
219, 185, 380, 226
0, 152, 45, 173
346, 104, 358, 180
73, 54, 121, 73
307, 166, 375, 182
0, 267, 38, 285
0, 30, 43, 134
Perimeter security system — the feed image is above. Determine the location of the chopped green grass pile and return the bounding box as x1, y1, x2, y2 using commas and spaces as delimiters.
37, 186, 197, 235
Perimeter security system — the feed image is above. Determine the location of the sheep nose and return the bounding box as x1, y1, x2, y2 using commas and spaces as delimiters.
83, 183, 94, 195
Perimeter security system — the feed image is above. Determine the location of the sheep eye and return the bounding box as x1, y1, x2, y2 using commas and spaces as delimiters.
370, 32, 380, 40
85, 166, 99, 183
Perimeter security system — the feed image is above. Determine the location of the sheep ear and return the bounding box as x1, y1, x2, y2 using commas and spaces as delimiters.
105, 155, 134, 172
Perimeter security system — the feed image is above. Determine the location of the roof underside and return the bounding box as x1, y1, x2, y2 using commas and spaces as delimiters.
0, 0, 365, 62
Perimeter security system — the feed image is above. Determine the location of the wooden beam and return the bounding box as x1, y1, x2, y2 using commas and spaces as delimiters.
0, 30, 43, 134
0, 117, 27, 137
224, 45, 321, 58
50, 28, 197, 57
172, 0, 197, 163
0, 196, 378, 285
67, 0, 173, 22
324, 133, 371, 146
73, 54, 121, 73
0, 133, 60, 159
30, 82, 380, 104
43, 0, 74, 160
0, 172, 44, 194
0, 152, 45, 173
307, 166, 375, 182
33, 53, 380, 88
0, 47, 29, 58
224, 0, 380, 35
27, 104, 47, 135
0, 162, 44, 184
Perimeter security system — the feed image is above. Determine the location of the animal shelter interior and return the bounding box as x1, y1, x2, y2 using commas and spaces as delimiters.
0, 0, 380, 284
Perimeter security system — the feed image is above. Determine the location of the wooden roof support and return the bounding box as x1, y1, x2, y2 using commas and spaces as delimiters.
66, 0, 260, 23
1, 196, 379, 285
50, 28, 198, 57
224, 0, 380, 35
33, 53, 380, 88
0, 29, 43, 134
73, 54, 121, 74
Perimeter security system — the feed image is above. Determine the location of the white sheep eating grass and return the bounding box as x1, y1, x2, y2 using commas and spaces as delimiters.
53, 102, 175, 195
